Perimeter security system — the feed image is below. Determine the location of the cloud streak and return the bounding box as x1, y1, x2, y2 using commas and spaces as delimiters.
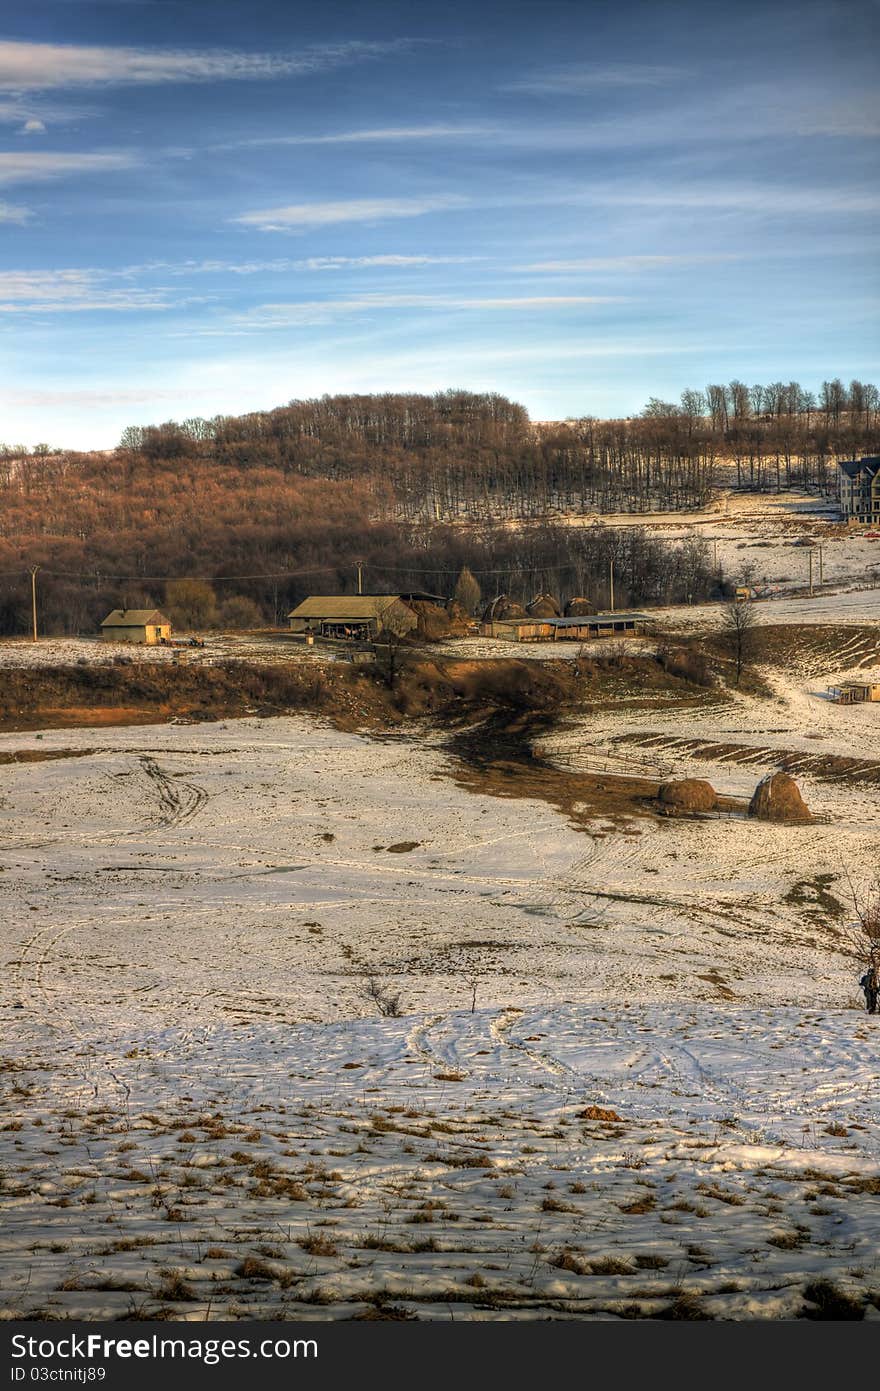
0, 38, 406, 91
0, 200, 30, 223
0, 152, 136, 185
229, 124, 500, 149
233, 196, 468, 232
233, 293, 623, 328
520, 253, 746, 272
512, 62, 687, 94
0, 269, 184, 312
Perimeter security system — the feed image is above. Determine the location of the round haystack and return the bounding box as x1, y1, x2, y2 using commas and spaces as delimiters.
446, 598, 469, 622
748, 772, 812, 823
483, 594, 528, 621
658, 778, 717, 813
527, 592, 561, 618
407, 599, 452, 641
565, 596, 596, 617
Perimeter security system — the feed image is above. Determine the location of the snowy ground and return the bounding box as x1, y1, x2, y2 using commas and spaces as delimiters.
0, 633, 311, 670
563, 488, 880, 592
1, 685, 878, 1320
2, 491, 879, 1320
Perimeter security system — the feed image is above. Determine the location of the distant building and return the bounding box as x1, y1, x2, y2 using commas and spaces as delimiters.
838, 456, 880, 523
480, 611, 648, 642
287, 595, 418, 641
100, 608, 172, 644
831, 680, 880, 705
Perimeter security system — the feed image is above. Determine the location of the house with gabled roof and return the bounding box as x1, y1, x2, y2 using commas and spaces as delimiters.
100, 608, 172, 644
838, 456, 880, 524
287, 595, 418, 641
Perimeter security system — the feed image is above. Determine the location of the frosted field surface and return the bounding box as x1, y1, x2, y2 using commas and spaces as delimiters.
1, 712, 878, 1319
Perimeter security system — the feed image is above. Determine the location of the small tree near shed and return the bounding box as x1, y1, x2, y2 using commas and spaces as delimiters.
454, 565, 482, 616
376, 601, 414, 690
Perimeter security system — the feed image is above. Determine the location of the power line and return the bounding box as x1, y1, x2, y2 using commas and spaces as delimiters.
28, 564, 343, 583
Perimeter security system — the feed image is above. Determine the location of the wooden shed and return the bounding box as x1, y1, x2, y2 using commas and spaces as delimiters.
832, 681, 880, 705
100, 608, 172, 644
287, 595, 418, 641
480, 610, 648, 642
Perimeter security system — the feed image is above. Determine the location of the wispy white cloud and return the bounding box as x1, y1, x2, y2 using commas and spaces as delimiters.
229, 124, 500, 149
232, 293, 623, 328
0, 38, 406, 91
1, 387, 200, 408
520, 253, 746, 272
0, 269, 186, 312
580, 184, 880, 214
511, 62, 687, 94
233, 196, 468, 232
0, 152, 136, 186
21, 118, 46, 134
125, 253, 484, 275
0, 200, 31, 223
296, 254, 483, 271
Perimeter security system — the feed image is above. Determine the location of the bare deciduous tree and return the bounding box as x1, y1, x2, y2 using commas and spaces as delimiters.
842, 880, 880, 1012
721, 597, 757, 686
361, 975, 403, 1018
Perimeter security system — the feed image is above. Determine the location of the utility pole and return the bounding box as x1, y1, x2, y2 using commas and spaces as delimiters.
356, 561, 363, 595
29, 565, 39, 642
808, 548, 813, 597
609, 557, 615, 613
819, 545, 824, 585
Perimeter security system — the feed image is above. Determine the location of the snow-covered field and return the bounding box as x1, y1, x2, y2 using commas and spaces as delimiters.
0, 633, 310, 670
564, 488, 880, 592
2, 679, 879, 1320
2, 490, 879, 1321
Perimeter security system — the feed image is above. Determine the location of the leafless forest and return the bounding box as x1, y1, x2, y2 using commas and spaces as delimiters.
1, 383, 877, 635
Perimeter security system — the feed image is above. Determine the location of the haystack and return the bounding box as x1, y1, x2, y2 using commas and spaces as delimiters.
527, 592, 561, 618
482, 594, 527, 622
406, 599, 451, 641
658, 778, 717, 813
565, 596, 596, 617
748, 772, 812, 823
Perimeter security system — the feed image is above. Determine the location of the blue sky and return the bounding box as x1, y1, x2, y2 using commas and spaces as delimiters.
0, 0, 878, 448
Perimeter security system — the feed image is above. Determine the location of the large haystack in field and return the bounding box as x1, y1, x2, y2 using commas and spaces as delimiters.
527, 593, 561, 618
657, 778, 718, 814
564, 596, 596, 617
406, 599, 452, 641
482, 594, 527, 622
749, 772, 812, 823
444, 598, 473, 635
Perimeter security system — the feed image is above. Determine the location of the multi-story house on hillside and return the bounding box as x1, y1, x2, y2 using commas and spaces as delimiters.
838, 456, 880, 523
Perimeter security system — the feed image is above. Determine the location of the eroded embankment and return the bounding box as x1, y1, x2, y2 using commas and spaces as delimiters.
446, 713, 746, 829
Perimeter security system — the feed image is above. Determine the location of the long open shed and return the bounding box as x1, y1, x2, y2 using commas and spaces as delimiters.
480, 611, 649, 641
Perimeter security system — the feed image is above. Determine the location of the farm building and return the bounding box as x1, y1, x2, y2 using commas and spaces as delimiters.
831, 680, 880, 705
481, 611, 649, 642
99, 608, 172, 644
287, 595, 418, 641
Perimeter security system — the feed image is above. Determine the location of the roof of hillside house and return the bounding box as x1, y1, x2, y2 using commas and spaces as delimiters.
492, 610, 648, 627
287, 595, 413, 622
839, 456, 880, 479
100, 608, 171, 627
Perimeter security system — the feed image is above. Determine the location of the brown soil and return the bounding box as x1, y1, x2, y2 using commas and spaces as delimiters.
614, 732, 880, 789
0, 745, 98, 765
447, 714, 745, 830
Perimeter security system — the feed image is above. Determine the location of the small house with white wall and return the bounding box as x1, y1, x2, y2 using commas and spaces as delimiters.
100, 608, 172, 644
